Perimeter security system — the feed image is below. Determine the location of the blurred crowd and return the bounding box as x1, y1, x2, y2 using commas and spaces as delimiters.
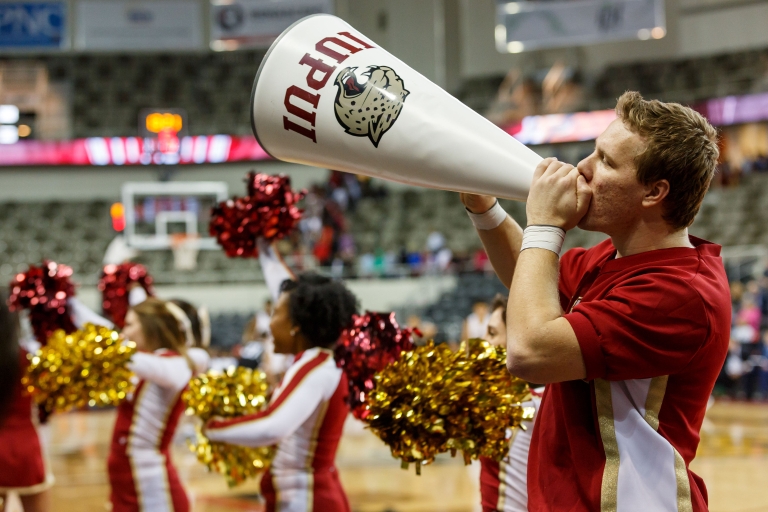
716, 123, 768, 187
276, 171, 493, 279
718, 269, 768, 399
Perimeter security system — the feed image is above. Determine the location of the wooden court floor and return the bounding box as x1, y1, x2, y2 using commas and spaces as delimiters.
4, 400, 768, 512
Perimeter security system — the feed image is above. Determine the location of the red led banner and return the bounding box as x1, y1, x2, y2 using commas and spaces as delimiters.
3, 91, 766, 167
0, 134, 271, 167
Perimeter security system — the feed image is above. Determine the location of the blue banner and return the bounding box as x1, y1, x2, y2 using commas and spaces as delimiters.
0, 2, 66, 48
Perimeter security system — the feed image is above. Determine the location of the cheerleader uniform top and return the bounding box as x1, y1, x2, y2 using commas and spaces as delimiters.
0, 348, 54, 494
479, 388, 544, 512
107, 347, 209, 512
205, 347, 351, 512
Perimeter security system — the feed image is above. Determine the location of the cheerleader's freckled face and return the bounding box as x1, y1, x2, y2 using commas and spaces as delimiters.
122, 309, 147, 351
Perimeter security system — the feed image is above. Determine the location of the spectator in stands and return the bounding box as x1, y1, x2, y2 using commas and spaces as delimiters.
731, 281, 745, 318
735, 295, 761, 341
235, 317, 263, 371
462, 300, 490, 340
426, 230, 446, 254
717, 338, 746, 397
757, 330, 768, 398
473, 248, 491, 273
734, 295, 763, 398
406, 314, 438, 345
759, 270, 768, 331
313, 225, 335, 266
358, 252, 376, 278
434, 246, 454, 273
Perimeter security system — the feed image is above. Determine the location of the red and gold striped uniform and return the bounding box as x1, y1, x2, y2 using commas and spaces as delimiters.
206, 348, 350, 512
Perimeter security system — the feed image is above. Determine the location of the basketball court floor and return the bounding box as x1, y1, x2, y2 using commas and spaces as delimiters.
3, 400, 767, 512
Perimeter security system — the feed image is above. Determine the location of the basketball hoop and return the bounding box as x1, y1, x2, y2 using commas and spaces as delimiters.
170, 233, 200, 271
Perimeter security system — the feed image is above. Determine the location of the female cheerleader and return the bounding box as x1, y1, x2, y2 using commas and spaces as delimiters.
0, 290, 19, 422
0, 292, 53, 512
0, 285, 145, 510
205, 243, 358, 512
479, 294, 543, 512
108, 298, 209, 512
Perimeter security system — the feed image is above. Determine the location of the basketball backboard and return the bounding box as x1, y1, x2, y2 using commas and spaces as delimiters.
121, 181, 229, 250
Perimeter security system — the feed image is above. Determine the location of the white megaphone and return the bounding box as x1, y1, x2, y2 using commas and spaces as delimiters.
251, 14, 542, 200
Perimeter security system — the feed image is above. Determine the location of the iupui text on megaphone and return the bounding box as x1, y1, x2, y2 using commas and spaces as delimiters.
252, 14, 543, 201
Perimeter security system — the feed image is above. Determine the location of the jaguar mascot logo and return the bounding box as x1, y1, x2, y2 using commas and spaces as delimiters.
334, 65, 409, 148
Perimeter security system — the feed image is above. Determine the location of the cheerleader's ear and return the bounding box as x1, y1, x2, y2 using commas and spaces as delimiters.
251, 14, 541, 201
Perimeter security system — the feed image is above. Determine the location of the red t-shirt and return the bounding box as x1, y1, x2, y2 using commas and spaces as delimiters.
527, 236, 730, 512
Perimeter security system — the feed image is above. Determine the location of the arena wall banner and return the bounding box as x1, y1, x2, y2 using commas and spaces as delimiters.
251, 14, 543, 201
507, 110, 617, 145
0, 135, 270, 166
496, 0, 666, 52
694, 92, 768, 127
0, 1, 67, 50
210, 0, 334, 51
74, 0, 204, 51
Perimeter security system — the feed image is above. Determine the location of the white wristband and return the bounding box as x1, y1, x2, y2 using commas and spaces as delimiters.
466, 201, 508, 230
520, 225, 566, 256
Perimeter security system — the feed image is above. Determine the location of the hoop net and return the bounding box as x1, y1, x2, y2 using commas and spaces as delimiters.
170, 233, 200, 271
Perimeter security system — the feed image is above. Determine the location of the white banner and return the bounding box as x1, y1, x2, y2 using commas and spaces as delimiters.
210, 0, 333, 50
75, 0, 204, 51
496, 0, 666, 52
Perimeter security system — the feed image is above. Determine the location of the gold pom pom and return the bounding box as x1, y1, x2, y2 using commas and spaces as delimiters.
22, 323, 136, 413
183, 366, 275, 487
364, 339, 534, 474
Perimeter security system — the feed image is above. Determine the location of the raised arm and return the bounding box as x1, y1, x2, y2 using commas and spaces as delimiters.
128, 285, 148, 306
461, 194, 524, 288
506, 159, 590, 383
257, 238, 295, 302
68, 297, 114, 329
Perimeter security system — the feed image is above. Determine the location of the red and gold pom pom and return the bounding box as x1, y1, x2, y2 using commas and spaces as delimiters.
209, 172, 305, 258
184, 367, 274, 487
8, 260, 77, 344
364, 340, 533, 474
335, 312, 419, 420
98, 262, 155, 328
23, 323, 136, 413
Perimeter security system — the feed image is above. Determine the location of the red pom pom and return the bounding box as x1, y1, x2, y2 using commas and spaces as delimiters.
209, 172, 305, 258
335, 312, 419, 420
98, 262, 155, 329
8, 260, 77, 344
